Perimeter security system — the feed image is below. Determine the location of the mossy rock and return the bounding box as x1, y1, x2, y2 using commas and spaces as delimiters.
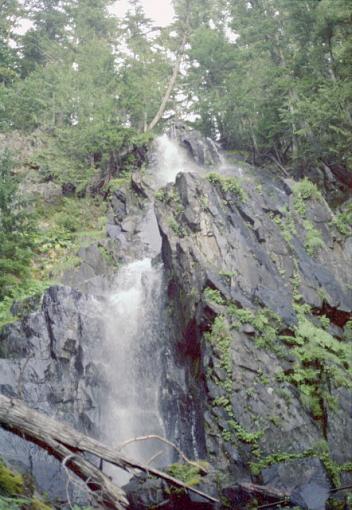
30, 498, 53, 510
0, 462, 25, 496
166, 462, 209, 487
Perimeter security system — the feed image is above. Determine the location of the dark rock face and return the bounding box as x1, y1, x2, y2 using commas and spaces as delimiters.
106, 174, 162, 262
0, 286, 105, 498
155, 163, 352, 506
1, 130, 351, 509
168, 122, 222, 167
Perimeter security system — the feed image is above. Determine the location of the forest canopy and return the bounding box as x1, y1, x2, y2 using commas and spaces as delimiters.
0, 0, 351, 170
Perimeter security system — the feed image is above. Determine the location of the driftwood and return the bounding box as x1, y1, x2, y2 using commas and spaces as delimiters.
0, 395, 219, 508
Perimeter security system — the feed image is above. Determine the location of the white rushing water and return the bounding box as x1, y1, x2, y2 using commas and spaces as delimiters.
98, 133, 226, 482
100, 259, 169, 482
153, 134, 198, 185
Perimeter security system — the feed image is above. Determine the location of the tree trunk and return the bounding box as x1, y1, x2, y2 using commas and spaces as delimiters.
147, 33, 187, 131
0, 395, 219, 508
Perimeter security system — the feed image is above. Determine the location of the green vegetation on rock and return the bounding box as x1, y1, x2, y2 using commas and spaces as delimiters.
0, 460, 53, 510
207, 172, 247, 202
204, 310, 263, 446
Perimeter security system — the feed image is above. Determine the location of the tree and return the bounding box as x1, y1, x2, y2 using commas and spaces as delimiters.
180, 0, 352, 173
0, 151, 35, 300
0, 0, 21, 84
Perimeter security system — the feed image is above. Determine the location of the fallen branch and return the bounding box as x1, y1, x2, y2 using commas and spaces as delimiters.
0, 395, 219, 507
117, 434, 208, 475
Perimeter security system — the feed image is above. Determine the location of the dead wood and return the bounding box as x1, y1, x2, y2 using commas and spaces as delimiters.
0, 395, 219, 508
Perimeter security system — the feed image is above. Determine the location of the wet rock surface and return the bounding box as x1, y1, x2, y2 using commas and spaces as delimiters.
0, 285, 106, 499
154, 150, 352, 507
0, 128, 351, 509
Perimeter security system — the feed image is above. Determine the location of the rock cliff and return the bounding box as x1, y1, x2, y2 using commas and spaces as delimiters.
154, 147, 352, 507
0, 128, 351, 509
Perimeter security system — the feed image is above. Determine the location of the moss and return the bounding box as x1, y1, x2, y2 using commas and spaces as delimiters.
166, 463, 203, 487
31, 499, 53, 510
0, 462, 25, 496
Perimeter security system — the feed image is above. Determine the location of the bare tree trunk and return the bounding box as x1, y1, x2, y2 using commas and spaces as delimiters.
147, 33, 187, 131
0, 395, 219, 508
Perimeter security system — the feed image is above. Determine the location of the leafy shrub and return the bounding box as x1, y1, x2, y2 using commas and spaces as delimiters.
207, 172, 246, 201
292, 178, 322, 215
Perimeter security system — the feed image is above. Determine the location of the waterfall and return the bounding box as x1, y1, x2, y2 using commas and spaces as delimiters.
153, 134, 197, 185
98, 258, 169, 482
97, 133, 216, 480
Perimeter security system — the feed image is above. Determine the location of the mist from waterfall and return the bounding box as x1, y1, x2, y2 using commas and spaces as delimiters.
153, 134, 198, 185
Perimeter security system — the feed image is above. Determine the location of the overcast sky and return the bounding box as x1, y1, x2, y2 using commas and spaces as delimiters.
111, 0, 175, 26
16, 1, 175, 35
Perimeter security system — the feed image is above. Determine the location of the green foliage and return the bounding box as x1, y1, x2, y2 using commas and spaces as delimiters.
228, 304, 282, 351
332, 201, 352, 236
203, 287, 225, 305
0, 459, 94, 508
0, 461, 24, 496
168, 218, 184, 237
0, 497, 30, 510
0, 150, 36, 301
279, 310, 352, 420
184, 0, 352, 173
166, 463, 202, 487
155, 189, 168, 202
207, 172, 246, 202
250, 450, 313, 477
292, 178, 322, 216
303, 220, 325, 256
344, 320, 352, 342
0, 194, 106, 329
205, 315, 263, 446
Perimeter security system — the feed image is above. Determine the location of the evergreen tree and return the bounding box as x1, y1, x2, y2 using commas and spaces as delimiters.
0, 151, 35, 300
0, 0, 21, 84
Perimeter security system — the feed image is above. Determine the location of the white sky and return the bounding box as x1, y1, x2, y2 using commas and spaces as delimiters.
15, 1, 175, 35
111, 0, 175, 26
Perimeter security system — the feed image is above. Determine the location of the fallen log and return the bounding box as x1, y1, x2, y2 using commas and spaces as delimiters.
0, 395, 219, 508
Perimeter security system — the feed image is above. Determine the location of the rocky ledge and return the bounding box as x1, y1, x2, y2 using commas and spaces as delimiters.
154, 162, 352, 509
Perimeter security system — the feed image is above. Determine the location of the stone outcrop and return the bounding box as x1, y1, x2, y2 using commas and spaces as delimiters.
0, 285, 105, 498
0, 127, 351, 509
154, 156, 352, 507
